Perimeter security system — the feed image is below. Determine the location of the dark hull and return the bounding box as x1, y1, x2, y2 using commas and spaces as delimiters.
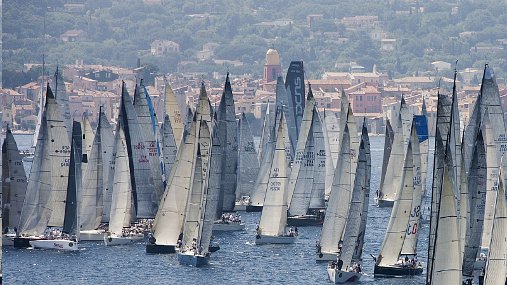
14, 237, 35, 249
287, 215, 324, 226
374, 265, 423, 277
146, 244, 176, 254
376, 199, 394, 208
246, 205, 262, 212
209, 245, 220, 252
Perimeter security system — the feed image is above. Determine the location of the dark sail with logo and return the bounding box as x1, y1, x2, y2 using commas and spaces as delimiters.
285, 61, 305, 154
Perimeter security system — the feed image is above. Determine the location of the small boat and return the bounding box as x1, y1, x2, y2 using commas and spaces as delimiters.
30, 238, 78, 251
104, 114, 139, 247
327, 262, 362, 284
104, 232, 144, 246
213, 214, 245, 232
255, 111, 296, 245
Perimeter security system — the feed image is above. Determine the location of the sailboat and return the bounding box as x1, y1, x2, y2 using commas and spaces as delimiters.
287, 86, 325, 226
374, 120, 423, 276
30, 120, 81, 251
376, 97, 413, 207
177, 117, 218, 267
79, 107, 107, 241
326, 121, 370, 283
146, 117, 198, 254
255, 111, 295, 245
104, 121, 143, 246
233, 112, 260, 212
216, 74, 238, 214
2, 126, 28, 245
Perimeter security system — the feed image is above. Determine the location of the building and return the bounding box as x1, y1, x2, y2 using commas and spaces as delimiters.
380, 39, 396, 51
263, 48, 282, 85
348, 85, 382, 113
150, 40, 180, 56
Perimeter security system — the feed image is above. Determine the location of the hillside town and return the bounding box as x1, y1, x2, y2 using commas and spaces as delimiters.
1, 48, 503, 136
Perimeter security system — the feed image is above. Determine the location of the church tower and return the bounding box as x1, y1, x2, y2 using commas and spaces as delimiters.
263, 48, 282, 84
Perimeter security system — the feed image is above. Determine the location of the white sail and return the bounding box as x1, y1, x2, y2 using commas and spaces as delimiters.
47, 85, 72, 228
81, 113, 95, 162
217, 74, 238, 212
462, 131, 486, 278
476, 66, 507, 250
108, 123, 133, 236
120, 83, 154, 219
201, 120, 221, 251
321, 109, 338, 197
164, 79, 184, 147
341, 122, 370, 266
152, 117, 198, 246
429, 147, 462, 284
377, 114, 405, 204
79, 115, 104, 231
258, 112, 291, 237
287, 89, 317, 215
483, 167, 507, 285
236, 112, 260, 200
52, 67, 72, 142
319, 124, 351, 256
377, 134, 415, 266
18, 104, 51, 236
3, 128, 27, 228
309, 107, 326, 210
400, 121, 423, 255
32, 82, 45, 148
250, 125, 275, 207
182, 120, 211, 250
379, 118, 395, 197
133, 82, 164, 213
99, 109, 115, 223
162, 114, 177, 184
353, 122, 371, 261
427, 93, 452, 281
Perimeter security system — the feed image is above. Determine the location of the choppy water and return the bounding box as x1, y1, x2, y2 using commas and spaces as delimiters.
5, 134, 432, 284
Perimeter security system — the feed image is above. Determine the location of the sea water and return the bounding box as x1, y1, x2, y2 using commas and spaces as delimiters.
4, 134, 431, 284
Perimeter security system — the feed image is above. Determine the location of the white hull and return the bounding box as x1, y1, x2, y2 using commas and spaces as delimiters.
213, 222, 245, 232
255, 234, 296, 245
327, 268, 362, 283
104, 234, 144, 246
80, 230, 106, 241
316, 251, 339, 262
30, 239, 79, 251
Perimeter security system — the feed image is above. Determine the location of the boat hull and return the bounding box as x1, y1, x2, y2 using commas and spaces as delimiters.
212, 222, 245, 232
374, 264, 423, 277
30, 239, 79, 251
316, 252, 340, 262
255, 234, 296, 245
146, 243, 177, 254
80, 230, 105, 241
327, 268, 362, 283
233, 204, 247, 211
178, 252, 209, 267
287, 215, 324, 226
245, 205, 263, 212
104, 234, 144, 246
376, 199, 394, 208
14, 236, 43, 248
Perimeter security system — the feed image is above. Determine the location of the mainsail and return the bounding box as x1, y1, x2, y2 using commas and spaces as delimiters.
63, 121, 82, 237
217, 74, 238, 212
236, 113, 260, 200
164, 78, 184, 147
258, 112, 291, 237
284, 61, 305, 154
2, 128, 27, 229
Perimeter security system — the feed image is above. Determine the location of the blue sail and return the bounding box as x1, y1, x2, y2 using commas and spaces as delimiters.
413, 115, 428, 143
285, 61, 305, 154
